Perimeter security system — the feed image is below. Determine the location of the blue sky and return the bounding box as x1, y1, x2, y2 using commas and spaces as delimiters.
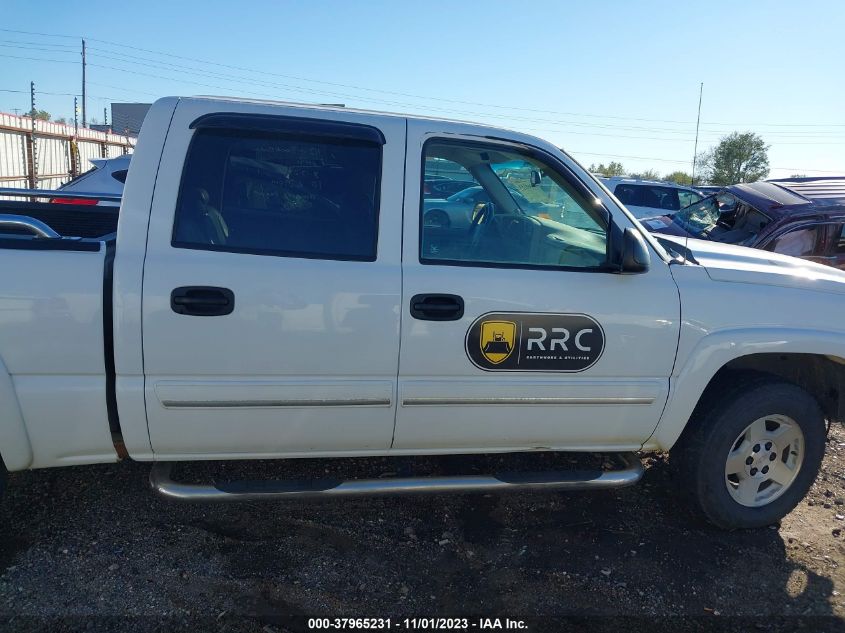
1, 0, 843, 179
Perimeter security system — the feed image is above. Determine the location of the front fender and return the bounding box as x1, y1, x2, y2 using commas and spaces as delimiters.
649, 327, 845, 450
0, 355, 33, 471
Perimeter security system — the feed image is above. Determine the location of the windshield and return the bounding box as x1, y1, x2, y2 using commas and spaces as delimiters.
447, 186, 526, 205
671, 192, 738, 235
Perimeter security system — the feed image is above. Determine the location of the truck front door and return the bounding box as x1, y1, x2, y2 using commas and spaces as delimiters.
141, 100, 405, 457
395, 123, 681, 451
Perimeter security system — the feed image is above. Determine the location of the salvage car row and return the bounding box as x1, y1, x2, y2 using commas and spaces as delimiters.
421, 167, 845, 270
56, 153, 845, 271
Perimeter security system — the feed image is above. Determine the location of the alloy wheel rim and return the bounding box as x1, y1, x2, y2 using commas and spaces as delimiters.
724, 414, 804, 508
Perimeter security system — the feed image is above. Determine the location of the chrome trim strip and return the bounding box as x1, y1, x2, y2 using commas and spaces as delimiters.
149, 453, 644, 501
0, 214, 60, 238
401, 396, 654, 406
160, 398, 391, 408
0, 187, 122, 202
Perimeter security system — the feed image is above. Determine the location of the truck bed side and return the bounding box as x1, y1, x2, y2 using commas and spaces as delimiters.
0, 200, 118, 239
0, 240, 117, 469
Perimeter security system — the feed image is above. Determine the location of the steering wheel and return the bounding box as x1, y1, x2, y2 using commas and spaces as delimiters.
468, 202, 494, 250
469, 204, 540, 260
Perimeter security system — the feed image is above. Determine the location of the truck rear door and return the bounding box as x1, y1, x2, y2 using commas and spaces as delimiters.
140, 99, 405, 457
394, 121, 681, 451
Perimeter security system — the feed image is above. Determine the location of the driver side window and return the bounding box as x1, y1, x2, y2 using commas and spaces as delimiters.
419, 140, 608, 270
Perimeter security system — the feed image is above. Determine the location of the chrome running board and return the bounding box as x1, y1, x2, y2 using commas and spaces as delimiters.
149, 453, 644, 502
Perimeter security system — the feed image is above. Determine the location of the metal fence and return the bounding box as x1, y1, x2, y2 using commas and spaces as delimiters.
0, 112, 135, 192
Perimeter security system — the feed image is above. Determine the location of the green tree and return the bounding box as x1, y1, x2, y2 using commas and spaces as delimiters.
701, 132, 769, 185
588, 161, 626, 177
54, 117, 67, 125
629, 169, 660, 181
32, 109, 50, 121
664, 170, 693, 186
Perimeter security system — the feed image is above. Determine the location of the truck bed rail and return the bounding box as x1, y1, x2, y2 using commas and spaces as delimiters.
0, 189, 120, 239
0, 214, 60, 239
0, 187, 122, 203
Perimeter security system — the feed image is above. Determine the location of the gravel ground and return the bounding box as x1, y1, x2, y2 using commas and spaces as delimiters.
3, 426, 845, 632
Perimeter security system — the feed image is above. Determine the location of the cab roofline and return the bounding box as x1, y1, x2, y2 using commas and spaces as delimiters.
185, 95, 520, 135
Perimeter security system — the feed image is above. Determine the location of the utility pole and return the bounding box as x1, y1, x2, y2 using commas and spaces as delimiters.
691, 82, 703, 187
104, 107, 108, 128
71, 96, 80, 178
81, 38, 87, 127
27, 81, 37, 189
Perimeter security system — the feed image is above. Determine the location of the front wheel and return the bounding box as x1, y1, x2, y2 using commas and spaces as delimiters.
671, 376, 826, 529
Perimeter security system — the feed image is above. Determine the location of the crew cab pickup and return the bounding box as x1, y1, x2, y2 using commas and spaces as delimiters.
2, 96, 845, 529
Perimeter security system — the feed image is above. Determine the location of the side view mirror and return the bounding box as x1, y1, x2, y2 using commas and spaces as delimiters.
530, 170, 542, 187
620, 227, 650, 273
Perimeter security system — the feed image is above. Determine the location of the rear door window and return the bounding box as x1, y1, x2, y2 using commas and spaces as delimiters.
615, 184, 681, 211
678, 190, 702, 208
768, 226, 822, 257
835, 224, 845, 255
172, 124, 382, 261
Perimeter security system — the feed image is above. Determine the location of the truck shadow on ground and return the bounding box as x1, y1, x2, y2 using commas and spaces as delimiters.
0, 455, 838, 627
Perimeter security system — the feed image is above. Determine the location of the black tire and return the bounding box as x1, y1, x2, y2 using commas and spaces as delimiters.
671, 374, 826, 529
424, 209, 450, 228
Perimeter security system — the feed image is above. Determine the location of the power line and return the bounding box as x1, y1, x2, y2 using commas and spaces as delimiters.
4, 26, 844, 129
0, 27, 78, 39
0, 52, 77, 64
4, 29, 844, 150
83, 37, 845, 128
7, 46, 844, 146
2, 77, 841, 175
0, 86, 132, 101
75, 49, 845, 141
8, 78, 841, 146
569, 151, 691, 164
0, 42, 76, 54
5, 60, 845, 145
84, 38, 716, 124
63, 46, 845, 138
85, 42, 845, 131
568, 151, 844, 174
87, 81, 161, 98
0, 38, 77, 48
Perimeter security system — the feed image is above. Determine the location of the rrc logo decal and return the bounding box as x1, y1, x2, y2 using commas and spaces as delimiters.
479, 320, 517, 365
466, 312, 605, 372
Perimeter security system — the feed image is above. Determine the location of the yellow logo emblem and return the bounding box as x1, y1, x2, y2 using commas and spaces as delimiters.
479, 321, 516, 365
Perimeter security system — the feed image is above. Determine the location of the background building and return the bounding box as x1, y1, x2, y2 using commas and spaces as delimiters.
110, 103, 152, 137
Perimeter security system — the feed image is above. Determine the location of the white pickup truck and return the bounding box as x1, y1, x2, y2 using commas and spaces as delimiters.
2, 96, 844, 530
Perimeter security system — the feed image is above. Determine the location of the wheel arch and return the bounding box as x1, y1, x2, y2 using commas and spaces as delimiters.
0, 354, 33, 471
424, 208, 449, 221
650, 328, 845, 451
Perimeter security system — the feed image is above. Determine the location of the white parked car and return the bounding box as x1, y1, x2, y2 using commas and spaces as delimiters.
54, 154, 131, 207
423, 185, 559, 228
0, 96, 844, 531
600, 177, 703, 219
